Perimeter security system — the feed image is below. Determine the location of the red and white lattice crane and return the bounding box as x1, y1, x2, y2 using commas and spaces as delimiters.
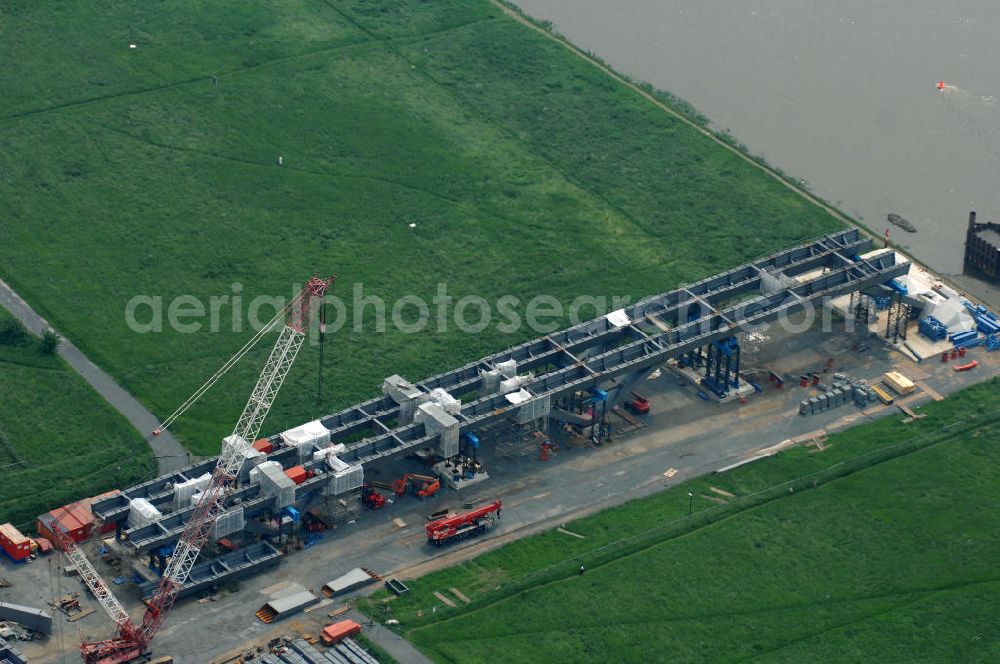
55, 276, 334, 664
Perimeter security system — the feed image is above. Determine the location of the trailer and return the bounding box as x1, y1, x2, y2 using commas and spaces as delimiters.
0, 524, 31, 563
425, 500, 501, 546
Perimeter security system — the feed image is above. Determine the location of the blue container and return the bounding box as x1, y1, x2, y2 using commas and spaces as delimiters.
918, 316, 948, 341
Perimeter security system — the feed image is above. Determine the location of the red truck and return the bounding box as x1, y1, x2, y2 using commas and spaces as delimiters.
425, 500, 501, 546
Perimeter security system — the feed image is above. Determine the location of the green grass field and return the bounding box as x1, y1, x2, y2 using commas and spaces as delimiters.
360, 378, 1000, 662
0, 0, 842, 456
0, 310, 155, 530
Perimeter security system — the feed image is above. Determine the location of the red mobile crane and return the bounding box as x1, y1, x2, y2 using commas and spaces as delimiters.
425, 500, 501, 546
56, 276, 334, 663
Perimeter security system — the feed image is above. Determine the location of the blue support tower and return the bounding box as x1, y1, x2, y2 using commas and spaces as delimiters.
702, 337, 741, 398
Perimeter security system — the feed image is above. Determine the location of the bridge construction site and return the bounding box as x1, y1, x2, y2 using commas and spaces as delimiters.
4, 228, 1000, 663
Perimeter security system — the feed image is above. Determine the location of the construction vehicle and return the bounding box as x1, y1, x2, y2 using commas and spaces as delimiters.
626, 391, 650, 415
390, 473, 441, 499
360, 486, 386, 510
51, 276, 334, 663
425, 500, 501, 546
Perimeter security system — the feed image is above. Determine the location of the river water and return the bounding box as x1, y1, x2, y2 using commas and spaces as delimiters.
513, 0, 1000, 302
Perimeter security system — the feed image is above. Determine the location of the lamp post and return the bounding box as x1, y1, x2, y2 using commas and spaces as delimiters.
687, 492, 693, 515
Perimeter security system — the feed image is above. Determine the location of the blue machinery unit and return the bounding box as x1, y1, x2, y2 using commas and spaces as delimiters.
92, 229, 909, 567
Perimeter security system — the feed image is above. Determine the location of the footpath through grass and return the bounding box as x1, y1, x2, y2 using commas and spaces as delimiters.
0, 0, 842, 456
360, 378, 1000, 663
0, 310, 155, 530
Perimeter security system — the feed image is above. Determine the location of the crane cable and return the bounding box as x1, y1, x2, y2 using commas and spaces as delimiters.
152, 290, 307, 436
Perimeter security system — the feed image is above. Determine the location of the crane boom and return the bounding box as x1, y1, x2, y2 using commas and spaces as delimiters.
218, 324, 307, 478
51, 526, 133, 631
74, 275, 334, 663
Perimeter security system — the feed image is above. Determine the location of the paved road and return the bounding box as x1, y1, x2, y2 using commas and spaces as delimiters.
344, 609, 434, 664
0, 277, 189, 474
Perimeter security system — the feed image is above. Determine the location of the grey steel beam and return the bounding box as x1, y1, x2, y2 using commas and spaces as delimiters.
294, 229, 874, 452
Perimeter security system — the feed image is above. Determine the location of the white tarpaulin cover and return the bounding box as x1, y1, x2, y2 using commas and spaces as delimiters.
428, 388, 461, 415
922, 296, 975, 333
250, 460, 282, 486
173, 473, 211, 510
504, 389, 532, 405
312, 443, 347, 464
606, 309, 630, 328
499, 375, 531, 394
128, 498, 162, 529
496, 359, 518, 379
281, 420, 330, 458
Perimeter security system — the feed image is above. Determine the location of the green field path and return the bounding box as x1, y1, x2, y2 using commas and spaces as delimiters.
0, 0, 842, 457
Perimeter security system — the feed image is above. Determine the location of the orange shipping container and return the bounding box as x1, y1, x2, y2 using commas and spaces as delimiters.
284, 465, 307, 485
321, 619, 361, 645
253, 438, 274, 454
